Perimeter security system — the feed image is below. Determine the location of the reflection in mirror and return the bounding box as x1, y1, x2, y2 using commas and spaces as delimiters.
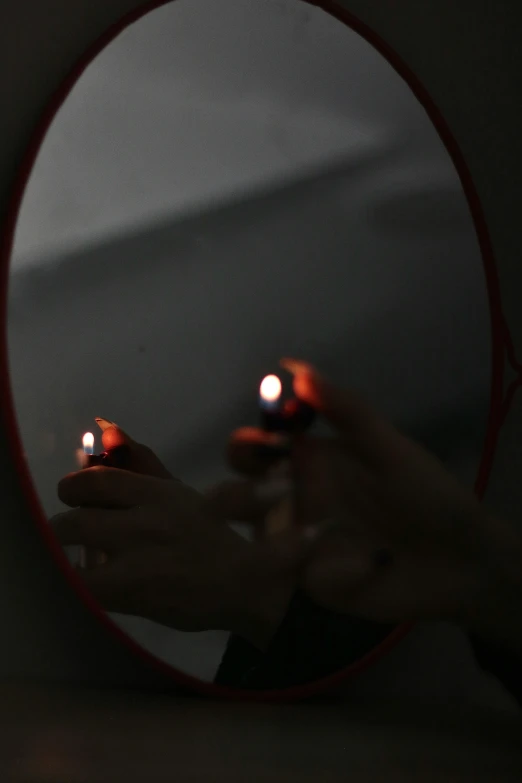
7, 0, 490, 689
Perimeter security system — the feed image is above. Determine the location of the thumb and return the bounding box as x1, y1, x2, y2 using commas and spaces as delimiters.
96, 418, 173, 479
280, 358, 409, 469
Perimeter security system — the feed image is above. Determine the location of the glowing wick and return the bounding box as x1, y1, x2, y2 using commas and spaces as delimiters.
259, 374, 282, 410
82, 432, 95, 456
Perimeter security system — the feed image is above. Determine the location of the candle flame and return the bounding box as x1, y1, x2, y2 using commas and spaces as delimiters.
259, 374, 282, 403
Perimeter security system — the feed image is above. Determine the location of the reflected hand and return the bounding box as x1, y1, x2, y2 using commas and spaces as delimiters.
52, 431, 294, 648
94, 420, 174, 479
211, 360, 514, 634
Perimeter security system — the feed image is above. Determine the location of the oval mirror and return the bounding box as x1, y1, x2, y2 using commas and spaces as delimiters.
7, 0, 495, 696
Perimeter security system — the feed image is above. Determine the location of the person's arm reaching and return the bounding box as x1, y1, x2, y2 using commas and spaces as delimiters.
215, 359, 522, 700
51, 394, 522, 699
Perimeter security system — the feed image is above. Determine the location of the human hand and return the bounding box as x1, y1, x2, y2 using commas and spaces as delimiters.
91, 418, 174, 479
211, 359, 513, 635
52, 430, 295, 649
73, 419, 175, 568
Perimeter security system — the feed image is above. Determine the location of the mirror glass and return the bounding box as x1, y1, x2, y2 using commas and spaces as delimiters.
7, 0, 490, 688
